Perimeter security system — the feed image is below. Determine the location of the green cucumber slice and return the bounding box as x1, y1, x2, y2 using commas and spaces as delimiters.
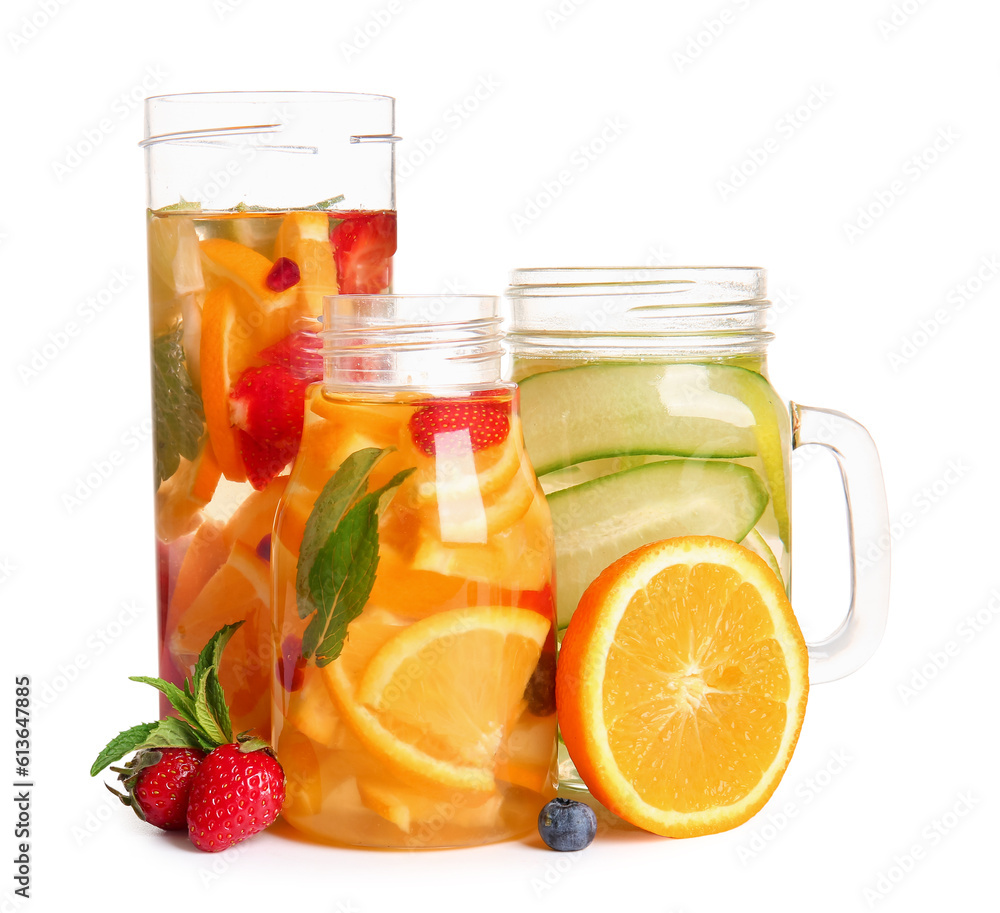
548, 459, 769, 626
519, 363, 760, 476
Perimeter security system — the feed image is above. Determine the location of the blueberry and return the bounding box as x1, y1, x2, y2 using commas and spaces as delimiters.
537, 798, 597, 851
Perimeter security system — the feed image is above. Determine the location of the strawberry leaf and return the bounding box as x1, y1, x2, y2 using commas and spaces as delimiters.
90, 722, 159, 776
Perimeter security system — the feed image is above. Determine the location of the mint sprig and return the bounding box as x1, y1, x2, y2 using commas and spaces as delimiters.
89, 623, 244, 776
152, 325, 204, 485
296, 447, 414, 666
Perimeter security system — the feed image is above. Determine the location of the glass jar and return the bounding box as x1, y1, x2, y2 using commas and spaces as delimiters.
272, 295, 558, 847
143, 91, 398, 737
506, 267, 890, 788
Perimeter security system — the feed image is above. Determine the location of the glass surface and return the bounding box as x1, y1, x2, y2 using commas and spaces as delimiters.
506, 267, 888, 789
146, 92, 396, 737
271, 296, 557, 847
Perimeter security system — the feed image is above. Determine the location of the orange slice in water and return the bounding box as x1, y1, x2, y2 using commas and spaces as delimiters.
556, 535, 808, 838
323, 606, 549, 794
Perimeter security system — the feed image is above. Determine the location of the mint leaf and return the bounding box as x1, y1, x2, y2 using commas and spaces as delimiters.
156, 198, 202, 212
152, 326, 204, 484
193, 621, 244, 695
203, 672, 233, 744
297, 450, 413, 665
296, 448, 389, 618
128, 676, 200, 731
302, 194, 346, 211
138, 716, 211, 751
90, 722, 159, 776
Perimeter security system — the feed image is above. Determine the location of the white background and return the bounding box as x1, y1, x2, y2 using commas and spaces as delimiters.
1, 0, 997, 910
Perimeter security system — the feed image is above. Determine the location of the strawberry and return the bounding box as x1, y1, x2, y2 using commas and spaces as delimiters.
408, 396, 511, 456
90, 623, 286, 853
229, 365, 310, 489
107, 747, 206, 830
186, 741, 285, 853
258, 330, 323, 382
330, 210, 397, 294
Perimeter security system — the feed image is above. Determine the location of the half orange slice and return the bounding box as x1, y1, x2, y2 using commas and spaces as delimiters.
556, 535, 808, 837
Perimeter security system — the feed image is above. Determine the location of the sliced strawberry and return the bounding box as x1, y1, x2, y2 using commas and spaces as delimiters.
330, 210, 397, 294
258, 331, 323, 382
236, 430, 297, 491
229, 365, 309, 489
409, 397, 511, 456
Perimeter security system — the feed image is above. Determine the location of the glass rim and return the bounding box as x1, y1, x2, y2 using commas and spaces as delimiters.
145, 89, 396, 106
509, 266, 766, 287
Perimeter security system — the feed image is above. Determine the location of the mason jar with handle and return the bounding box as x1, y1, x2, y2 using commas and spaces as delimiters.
143, 91, 398, 738
505, 266, 890, 787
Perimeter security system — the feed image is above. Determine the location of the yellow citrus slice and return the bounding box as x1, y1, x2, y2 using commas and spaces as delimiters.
324, 606, 549, 793
556, 535, 808, 838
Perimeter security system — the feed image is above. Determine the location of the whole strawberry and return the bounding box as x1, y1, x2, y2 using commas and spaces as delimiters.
91, 623, 285, 852
186, 740, 285, 852
108, 747, 206, 830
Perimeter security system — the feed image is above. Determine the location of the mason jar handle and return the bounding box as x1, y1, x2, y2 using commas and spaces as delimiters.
791, 403, 890, 684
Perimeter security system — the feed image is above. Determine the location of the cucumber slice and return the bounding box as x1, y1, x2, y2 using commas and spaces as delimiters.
548, 459, 769, 626
519, 363, 760, 476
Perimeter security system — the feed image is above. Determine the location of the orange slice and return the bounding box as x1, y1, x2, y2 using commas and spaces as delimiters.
164, 518, 229, 636
275, 211, 339, 319
154, 442, 222, 541
556, 535, 808, 838
168, 539, 269, 670
199, 239, 303, 482
200, 283, 249, 481
221, 474, 289, 552
323, 606, 549, 793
